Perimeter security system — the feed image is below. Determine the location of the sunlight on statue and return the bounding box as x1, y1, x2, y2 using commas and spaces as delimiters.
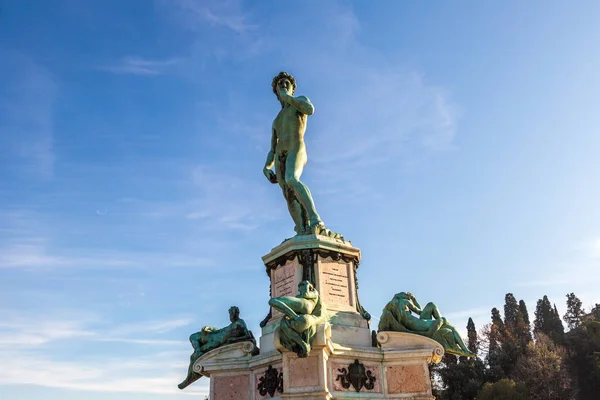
263, 72, 342, 239
269, 280, 328, 357
378, 292, 475, 358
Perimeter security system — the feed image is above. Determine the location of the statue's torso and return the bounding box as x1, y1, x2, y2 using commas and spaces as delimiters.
397, 299, 430, 332
273, 104, 307, 153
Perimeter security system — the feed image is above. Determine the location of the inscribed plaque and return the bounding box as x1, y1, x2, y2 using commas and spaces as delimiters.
318, 260, 354, 311
271, 258, 300, 317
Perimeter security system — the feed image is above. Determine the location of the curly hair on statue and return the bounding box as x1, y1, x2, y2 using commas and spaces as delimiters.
272, 71, 297, 95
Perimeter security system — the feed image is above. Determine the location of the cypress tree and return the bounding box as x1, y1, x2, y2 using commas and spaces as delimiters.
534, 296, 553, 335
564, 292, 585, 330
467, 317, 479, 355
504, 293, 520, 328
534, 296, 565, 344
552, 304, 565, 344
519, 300, 531, 327
487, 308, 506, 381
517, 299, 532, 350
500, 294, 522, 375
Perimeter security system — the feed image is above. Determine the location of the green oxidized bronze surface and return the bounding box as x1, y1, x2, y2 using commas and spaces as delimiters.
263, 72, 342, 239
269, 280, 328, 357
178, 306, 258, 390
378, 292, 475, 358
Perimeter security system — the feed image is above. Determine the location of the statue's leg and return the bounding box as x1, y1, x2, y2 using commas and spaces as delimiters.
178, 352, 201, 389
276, 154, 306, 234
284, 148, 322, 229
270, 296, 315, 316
280, 318, 310, 357
420, 303, 441, 320
189, 332, 201, 351
449, 325, 472, 354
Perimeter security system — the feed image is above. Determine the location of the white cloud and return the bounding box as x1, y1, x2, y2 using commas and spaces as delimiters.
0, 352, 208, 396
0, 236, 213, 270
98, 56, 180, 76
0, 311, 203, 394
162, 0, 257, 33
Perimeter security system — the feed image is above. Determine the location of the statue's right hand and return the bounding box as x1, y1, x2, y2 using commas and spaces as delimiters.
263, 168, 278, 184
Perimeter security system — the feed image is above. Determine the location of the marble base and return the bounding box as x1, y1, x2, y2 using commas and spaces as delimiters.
261, 234, 371, 348
195, 330, 443, 399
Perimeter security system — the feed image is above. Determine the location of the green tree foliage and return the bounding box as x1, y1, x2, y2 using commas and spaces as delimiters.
467, 317, 478, 355
564, 293, 585, 330
435, 294, 600, 400
517, 299, 533, 351
590, 304, 600, 322
498, 294, 522, 377
486, 307, 506, 381
519, 300, 531, 326
434, 319, 485, 400
477, 379, 527, 400
565, 320, 600, 400
534, 295, 565, 344
504, 293, 520, 327
514, 333, 574, 400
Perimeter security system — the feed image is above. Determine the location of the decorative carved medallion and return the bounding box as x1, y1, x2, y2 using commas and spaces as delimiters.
336, 359, 376, 392
257, 365, 283, 397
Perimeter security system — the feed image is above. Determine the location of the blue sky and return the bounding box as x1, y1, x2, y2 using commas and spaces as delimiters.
1, 1, 600, 398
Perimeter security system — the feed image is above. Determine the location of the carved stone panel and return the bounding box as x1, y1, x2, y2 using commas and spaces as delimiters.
386, 364, 428, 394
317, 258, 355, 312
212, 375, 250, 400
288, 355, 320, 388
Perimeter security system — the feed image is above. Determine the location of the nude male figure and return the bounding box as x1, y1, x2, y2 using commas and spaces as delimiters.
269, 280, 327, 357
382, 292, 474, 357
263, 72, 340, 238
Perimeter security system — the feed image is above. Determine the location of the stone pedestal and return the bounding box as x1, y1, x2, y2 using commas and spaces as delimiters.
260, 235, 371, 351
194, 235, 442, 399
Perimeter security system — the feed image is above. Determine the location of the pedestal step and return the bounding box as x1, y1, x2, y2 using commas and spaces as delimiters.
197, 331, 442, 400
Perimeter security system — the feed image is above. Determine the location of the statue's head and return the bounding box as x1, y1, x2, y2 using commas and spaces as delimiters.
298, 280, 318, 299
229, 306, 240, 322
272, 71, 296, 99
395, 292, 410, 300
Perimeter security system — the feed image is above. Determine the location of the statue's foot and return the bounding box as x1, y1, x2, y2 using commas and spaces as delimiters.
306, 219, 324, 233
447, 348, 476, 358
318, 226, 344, 240
306, 221, 344, 240
178, 373, 201, 390
297, 342, 311, 358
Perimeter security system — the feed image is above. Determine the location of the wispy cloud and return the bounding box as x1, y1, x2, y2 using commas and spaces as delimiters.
162, 0, 257, 33
186, 165, 282, 231
0, 235, 212, 270
0, 352, 207, 395
0, 53, 57, 178
0, 311, 202, 394
98, 56, 180, 76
